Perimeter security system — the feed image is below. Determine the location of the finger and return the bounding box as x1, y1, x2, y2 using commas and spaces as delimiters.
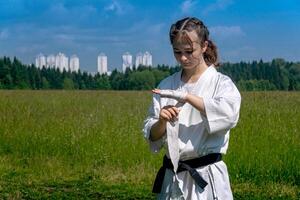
162, 110, 173, 121
159, 113, 168, 121
167, 107, 177, 118
160, 110, 169, 120
152, 88, 161, 94
161, 113, 171, 122
163, 105, 173, 109
167, 110, 178, 123
170, 107, 180, 115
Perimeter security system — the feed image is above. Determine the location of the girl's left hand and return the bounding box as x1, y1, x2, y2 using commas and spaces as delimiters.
152, 88, 187, 102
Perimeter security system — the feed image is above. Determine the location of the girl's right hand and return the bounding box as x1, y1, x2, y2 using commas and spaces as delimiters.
159, 105, 180, 123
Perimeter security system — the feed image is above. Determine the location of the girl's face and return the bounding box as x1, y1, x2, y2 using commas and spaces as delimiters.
172, 30, 207, 70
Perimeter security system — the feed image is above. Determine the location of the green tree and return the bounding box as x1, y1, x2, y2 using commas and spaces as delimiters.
63, 78, 75, 90
152, 69, 170, 87
42, 77, 50, 89
280, 67, 289, 90
288, 64, 300, 90
3, 74, 13, 89
128, 70, 155, 90
95, 75, 111, 89
109, 69, 124, 90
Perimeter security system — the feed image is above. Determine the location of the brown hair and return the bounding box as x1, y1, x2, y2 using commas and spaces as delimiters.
169, 17, 219, 66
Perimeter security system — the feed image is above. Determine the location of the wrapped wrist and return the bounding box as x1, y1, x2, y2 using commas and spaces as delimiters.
159, 89, 187, 102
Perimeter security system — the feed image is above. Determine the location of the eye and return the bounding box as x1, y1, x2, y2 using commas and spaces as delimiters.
185, 50, 193, 54
174, 50, 181, 54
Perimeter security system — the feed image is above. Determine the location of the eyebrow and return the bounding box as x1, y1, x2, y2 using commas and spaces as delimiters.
173, 47, 193, 51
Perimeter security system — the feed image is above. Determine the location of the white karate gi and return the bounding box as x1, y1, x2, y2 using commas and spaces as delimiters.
143, 66, 241, 200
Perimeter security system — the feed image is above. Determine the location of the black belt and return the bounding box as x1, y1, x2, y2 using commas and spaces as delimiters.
152, 153, 222, 193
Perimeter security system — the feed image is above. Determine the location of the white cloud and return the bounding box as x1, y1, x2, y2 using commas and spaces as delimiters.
202, 0, 233, 15
41, 3, 98, 25
49, 2, 68, 15
221, 46, 256, 62
0, 29, 9, 39
78, 5, 97, 19
210, 25, 245, 39
104, 0, 127, 15
147, 23, 166, 35
53, 33, 74, 41
16, 44, 46, 54
181, 0, 196, 14
123, 20, 165, 36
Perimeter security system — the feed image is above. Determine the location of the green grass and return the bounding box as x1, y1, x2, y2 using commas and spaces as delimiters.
0, 90, 299, 199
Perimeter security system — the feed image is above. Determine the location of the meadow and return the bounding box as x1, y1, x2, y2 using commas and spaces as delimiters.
0, 90, 299, 199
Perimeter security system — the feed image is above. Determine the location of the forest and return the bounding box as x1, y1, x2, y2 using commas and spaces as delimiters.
0, 56, 299, 91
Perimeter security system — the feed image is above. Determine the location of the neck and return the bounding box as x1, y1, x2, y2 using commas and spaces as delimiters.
181, 62, 209, 83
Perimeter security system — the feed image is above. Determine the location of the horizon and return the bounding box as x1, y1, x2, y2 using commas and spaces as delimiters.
2, 54, 298, 74
1, 0, 300, 72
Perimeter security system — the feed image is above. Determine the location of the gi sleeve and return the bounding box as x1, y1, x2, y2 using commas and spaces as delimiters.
142, 93, 166, 153
203, 76, 241, 134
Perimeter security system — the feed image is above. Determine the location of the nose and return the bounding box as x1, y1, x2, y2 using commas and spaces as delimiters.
180, 54, 188, 62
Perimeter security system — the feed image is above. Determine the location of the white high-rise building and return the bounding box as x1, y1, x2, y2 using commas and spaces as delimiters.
70, 55, 80, 72
135, 52, 143, 68
122, 52, 133, 73
55, 53, 68, 72
35, 53, 46, 69
97, 53, 108, 74
46, 54, 56, 68
143, 51, 152, 66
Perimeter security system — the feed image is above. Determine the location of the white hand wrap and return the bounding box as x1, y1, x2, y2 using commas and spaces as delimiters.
159, 89, 187, 102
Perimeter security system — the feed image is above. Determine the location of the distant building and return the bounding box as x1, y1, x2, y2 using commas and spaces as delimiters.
122, 52, 133, 73
70, 55, 80, 72
97, 53, 108, 74
46, 54, 56, 68
55, 53, 68, 72
35, 53, 46, 69
135, 52, 143, 68
143, 51, 152, 66
135, 51, 152, 68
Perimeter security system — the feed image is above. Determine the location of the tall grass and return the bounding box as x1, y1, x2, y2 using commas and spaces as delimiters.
0, 90, 299, 199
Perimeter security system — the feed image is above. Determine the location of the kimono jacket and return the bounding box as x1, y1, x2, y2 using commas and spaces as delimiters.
143, 65, 241, 200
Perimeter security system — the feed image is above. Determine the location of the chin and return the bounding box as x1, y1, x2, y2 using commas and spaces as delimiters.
181, 64, 196, 69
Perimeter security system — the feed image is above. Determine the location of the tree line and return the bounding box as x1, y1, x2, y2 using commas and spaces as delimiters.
0, 56, 299, 91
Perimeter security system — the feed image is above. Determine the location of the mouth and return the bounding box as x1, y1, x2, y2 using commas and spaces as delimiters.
182, 63, 191, 66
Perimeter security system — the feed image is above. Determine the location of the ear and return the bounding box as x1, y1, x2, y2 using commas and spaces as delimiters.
202, 41, 208, 53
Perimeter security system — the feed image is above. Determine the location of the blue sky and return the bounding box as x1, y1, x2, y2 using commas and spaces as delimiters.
0, 0, 299, 72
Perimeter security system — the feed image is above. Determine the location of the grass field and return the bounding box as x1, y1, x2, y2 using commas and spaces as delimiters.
0, 90, 299, 199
